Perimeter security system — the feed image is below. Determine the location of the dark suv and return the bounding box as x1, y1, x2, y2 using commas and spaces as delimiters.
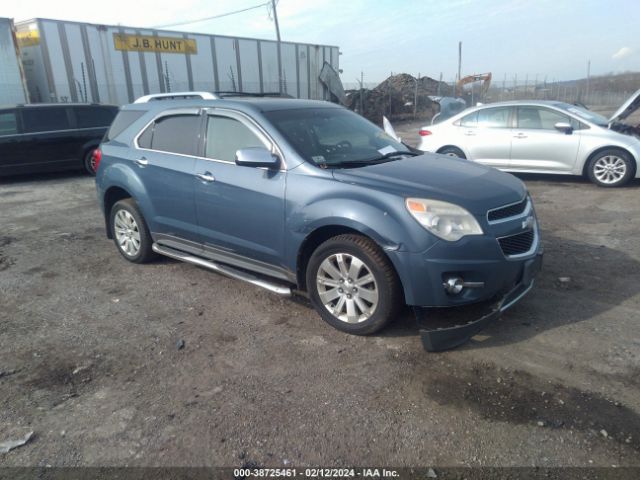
0, 103, 118, 177
95, 93, 543, 351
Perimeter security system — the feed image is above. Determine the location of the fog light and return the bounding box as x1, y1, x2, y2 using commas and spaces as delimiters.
443, 276, 485, 295
443, 277, 465, 294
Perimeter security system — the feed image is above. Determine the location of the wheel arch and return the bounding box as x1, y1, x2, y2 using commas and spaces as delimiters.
295, 224, 406, 302
103, 186, 133, 239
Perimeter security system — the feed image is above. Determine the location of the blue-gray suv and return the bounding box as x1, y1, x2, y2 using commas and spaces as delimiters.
95, 92, 543, 351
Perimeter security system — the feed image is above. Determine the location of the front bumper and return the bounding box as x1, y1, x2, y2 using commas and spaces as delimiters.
415, 251, 543, 351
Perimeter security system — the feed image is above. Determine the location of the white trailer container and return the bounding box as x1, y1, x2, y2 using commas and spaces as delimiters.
15, 18, 340, 105
0, 18, 29, 104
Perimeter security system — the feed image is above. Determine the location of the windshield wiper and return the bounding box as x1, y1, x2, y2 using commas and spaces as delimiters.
321, 150, 419, 169
370, 150, 420, 161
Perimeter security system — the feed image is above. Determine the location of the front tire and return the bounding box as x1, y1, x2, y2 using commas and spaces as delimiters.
438, 146, 466, 159
586, 149, 634, 187
110, 199, 156, 264
306, 234, 402, 335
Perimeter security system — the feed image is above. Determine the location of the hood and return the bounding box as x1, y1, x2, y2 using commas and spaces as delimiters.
609, 88, 640, 123
332, 154, 526, 215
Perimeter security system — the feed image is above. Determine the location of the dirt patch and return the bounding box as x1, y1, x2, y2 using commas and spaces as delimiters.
22, 266, 46, 275
14, 354, 109, 409
216, 333, 238, 343
423, 362, 639, 450
0, 254, 14, 271
0, 236, 15, 247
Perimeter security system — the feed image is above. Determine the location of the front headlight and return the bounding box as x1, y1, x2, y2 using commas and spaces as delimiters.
406, 198, 483, 241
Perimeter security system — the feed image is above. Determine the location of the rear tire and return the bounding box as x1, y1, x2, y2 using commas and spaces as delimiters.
83, 149, 97, 176
586, 149, 634, 187
110, 199, 157, 264
438, 146, 466, 159
306, 234, 402, 335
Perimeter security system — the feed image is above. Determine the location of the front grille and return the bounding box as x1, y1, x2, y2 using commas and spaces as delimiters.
488, 198, 528, 222
499, 230, 535, 256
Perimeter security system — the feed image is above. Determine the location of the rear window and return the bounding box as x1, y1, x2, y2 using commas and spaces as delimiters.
150, 115, 200, 156
0, 110, 18, 135
106, 110, 145, 141
74, 106, 118, 128
22, 107, 70, 133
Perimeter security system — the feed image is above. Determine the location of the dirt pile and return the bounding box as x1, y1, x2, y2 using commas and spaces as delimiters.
345, 73, 452, 124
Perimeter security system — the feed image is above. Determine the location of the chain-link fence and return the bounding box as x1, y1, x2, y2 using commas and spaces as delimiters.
346, 72, 639, 123
487, 80, 633, 108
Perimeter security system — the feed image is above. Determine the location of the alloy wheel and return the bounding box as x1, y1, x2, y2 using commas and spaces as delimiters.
114, 209, 141, 256
594, 155, 627, 184
316, 253, 379, 323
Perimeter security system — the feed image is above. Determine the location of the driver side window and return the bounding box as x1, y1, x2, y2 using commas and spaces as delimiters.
205, 115, 267, 162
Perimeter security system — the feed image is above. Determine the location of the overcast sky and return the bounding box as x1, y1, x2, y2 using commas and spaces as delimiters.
4, 0, 639, 86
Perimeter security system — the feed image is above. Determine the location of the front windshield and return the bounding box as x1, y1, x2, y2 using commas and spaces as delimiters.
264, 107, 411, 167
555, 103, 609, 126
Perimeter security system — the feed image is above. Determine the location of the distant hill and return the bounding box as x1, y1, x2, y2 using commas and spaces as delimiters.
547, 71, 640, 92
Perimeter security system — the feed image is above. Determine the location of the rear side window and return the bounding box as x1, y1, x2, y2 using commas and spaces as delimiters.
74, 106, 118, 128
459, 111, 478, 128
106, 110, 145, 141
150, 115, 200, 156
137, 124, 153, 149
0, 110, 18, 135
205, 116, 265, 162
22, 107, 70, 133
477, 107, 511, 128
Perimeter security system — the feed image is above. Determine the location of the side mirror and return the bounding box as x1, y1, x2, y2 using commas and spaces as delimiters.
235, 147, 279, 168
554, 122, 573, 134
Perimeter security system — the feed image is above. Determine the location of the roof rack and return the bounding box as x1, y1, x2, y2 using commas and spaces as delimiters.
214, 91, 294, 99
133, 92, 219, 103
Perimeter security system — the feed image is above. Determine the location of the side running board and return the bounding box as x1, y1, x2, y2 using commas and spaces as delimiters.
152, 243, 292, 296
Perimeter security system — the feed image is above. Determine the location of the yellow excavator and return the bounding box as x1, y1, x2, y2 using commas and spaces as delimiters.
456, 72, 492, 99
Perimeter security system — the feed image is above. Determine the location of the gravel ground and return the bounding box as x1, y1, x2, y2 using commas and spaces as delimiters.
1, 162, 639, 468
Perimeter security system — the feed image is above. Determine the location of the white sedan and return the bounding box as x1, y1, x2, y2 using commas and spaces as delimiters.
417, 92, 640, 187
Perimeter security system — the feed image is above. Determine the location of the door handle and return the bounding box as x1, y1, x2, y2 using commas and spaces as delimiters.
135, 158, 149, 167
513, 133, 527, 139
196, 172, 215, 182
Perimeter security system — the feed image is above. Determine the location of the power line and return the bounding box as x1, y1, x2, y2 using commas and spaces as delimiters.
153, 1, 271, 29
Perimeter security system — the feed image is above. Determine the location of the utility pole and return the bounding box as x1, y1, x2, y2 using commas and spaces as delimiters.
271, 0, 283, 94
358, 71, 364, 115
502, 73, 506, 100
586, 59, 591, 105
414, 72, 419, 118
457, 41, 462, 83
